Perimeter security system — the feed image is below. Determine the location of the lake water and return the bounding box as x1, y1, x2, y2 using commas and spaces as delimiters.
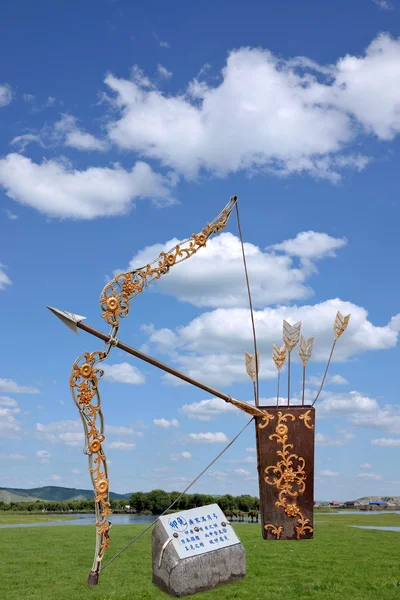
350, 525, 400, 533
0, 514, 263, 529
319, 510, 400, 515
0, 514, 160, 529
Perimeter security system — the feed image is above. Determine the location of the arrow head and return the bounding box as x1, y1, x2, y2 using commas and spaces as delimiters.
47, 306, 86, 335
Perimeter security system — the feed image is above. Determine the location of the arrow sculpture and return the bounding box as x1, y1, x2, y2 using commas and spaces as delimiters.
48, 193, 351, 584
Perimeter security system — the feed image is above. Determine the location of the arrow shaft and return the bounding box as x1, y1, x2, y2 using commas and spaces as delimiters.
78, 321, 234, 405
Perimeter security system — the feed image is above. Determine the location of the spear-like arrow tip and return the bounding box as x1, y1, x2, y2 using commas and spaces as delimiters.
46, 306, 86, 335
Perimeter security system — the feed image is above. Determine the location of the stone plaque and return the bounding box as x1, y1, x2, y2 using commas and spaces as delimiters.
152, 503, 246, 596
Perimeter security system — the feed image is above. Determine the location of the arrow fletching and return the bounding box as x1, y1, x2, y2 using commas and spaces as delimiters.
283, 320, 301, 352
244, 351, 259, 382
334, 311, 351, 340
272, 343, 286, 370
299, 335, 314, 367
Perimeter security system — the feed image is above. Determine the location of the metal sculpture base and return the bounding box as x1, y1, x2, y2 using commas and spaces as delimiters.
255, 405, 315, 540
88, 571, 99, 586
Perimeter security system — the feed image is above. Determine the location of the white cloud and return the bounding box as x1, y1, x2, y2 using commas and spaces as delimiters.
157, 64, 172, 79
53, 114, 108, 151
106, 425, 143, 436
0, 453, 26, 460
188, 432, 228, 443
51, 474, 62, 482
109, 441, 136, 451
360, 463, 373, 468
23, 93, 35, 102
180, 397, 237, 421
208, 470, 226, 479
169, 451, 192, 460
357, 472, 383, 480
153, 32, 170, 48
4, 209, 18, 220
36, 420, 83, 447
329, 375, 349, 385
146, 299, 399, 387
36, 450, 51, 464
36, 419, 140, 447
309, 374, 349, 387
0, 397, 17, 407
153, 418, 180, 429
128, 231, 346, 309
372, 0, 393, 10
270, 231, 347, 262
234, 468, 251, 476
0, 154, 176, 219
105, 35, 400, 182
225, 456, 256, 464
318, 391, 400, 435
0, 378, 39, 394
246, 447, 256, 453
10, 134, 44, 152
102, 363, 145, 385
72, 468, 81, 474
371, 438, 400, 447
320, 469, 339, 477
0, 84, 12, 107
316, 431, 355, 447
0, 398, 22, 438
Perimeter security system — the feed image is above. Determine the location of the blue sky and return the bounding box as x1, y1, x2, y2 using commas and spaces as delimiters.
1, 0, 400, 502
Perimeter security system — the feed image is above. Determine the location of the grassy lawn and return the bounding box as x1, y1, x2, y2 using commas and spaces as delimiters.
0, 512, 73, 525
0, 514, 399, 600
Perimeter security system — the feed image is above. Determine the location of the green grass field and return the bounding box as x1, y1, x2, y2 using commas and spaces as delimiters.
0, 513, 399, 600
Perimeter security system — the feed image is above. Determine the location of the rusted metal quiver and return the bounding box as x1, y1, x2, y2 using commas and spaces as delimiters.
255, 405, 315, 541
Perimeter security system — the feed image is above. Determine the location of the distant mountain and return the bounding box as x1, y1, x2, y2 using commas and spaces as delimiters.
0, 486, 131, 502
355, 496, 400, 504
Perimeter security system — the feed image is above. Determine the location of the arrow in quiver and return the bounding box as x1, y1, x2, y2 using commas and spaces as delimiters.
272, 344, 286, 371
244, 351, 260, 382
299, 336, 314, 367
283, 320, 301, 351
334, 311, 351, 340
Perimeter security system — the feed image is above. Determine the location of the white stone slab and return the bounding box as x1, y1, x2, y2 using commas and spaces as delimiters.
158, 503, 241, 559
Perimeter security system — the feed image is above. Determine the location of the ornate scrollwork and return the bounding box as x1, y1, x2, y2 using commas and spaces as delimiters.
258, 411, 275, 429
99, 202, 234, 327
264, 523, 283, 539
299, 410, 314, 430
263, 411, 313, 539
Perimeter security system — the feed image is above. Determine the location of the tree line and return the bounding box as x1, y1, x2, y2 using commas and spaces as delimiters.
0, 490, 259, 514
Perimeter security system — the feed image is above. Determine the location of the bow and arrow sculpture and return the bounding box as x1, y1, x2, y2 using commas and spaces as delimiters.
48, 195, 350, 585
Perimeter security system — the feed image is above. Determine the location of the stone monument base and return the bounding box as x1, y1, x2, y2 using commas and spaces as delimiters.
152, 519, 246, 597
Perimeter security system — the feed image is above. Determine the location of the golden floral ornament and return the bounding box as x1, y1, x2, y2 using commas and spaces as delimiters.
193, 232, 207, 246
77, 382, 95, 405
96, 479, 108, 494
284, 502, 301, 517
282, 467, 297, 483
276, 423, 288, 436
106, 296, 119, 312
89, 439, 102, 454
165, 253, 176, 267
80, 363, 94, 378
